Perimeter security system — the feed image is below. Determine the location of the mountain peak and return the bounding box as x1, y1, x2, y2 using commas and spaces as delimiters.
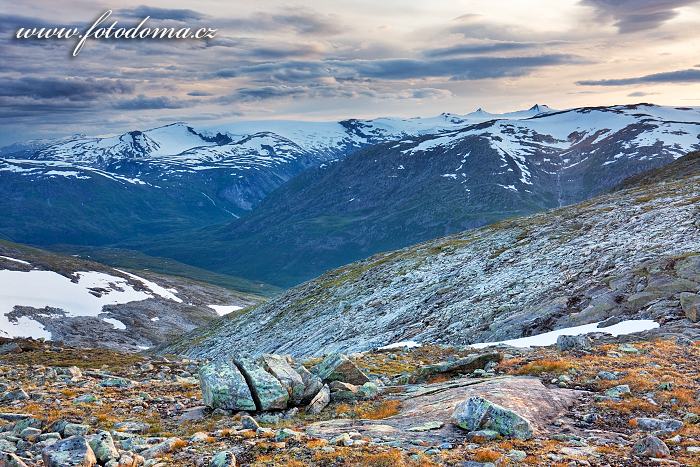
529, 104, 550, 112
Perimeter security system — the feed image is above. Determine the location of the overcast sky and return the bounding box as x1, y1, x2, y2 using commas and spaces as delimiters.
1, 0, 700, 145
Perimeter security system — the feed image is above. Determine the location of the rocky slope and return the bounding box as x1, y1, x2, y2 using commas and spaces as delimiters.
138, 104, 700, 286
2, 336, 700, 466
0, 241, 261, 351
163, 151, 700, 359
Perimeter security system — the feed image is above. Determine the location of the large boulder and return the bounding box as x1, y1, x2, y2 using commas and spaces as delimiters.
199, 360, 256, 411
42, 436, 97, 467
234, 357, 289, 410
210, 450, 237, 467
556, 335, 592, 351
451, 396, 533, 440
312, 353, 370, 385
681, 292, 700, 322
260, 354, 305, 405
411, 352, 502, 382
306, 385, 330, 414
633, 435, 670, 458
88, 431, 119, 465
296, 364, 324, 404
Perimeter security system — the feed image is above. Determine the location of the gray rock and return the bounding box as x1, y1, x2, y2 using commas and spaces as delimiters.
295, 364, 324, 404
42, 436, 97, 467
635, 418, 683, 435
0, 342, 22, 355
357, 382, 380, 400
259, 354, 305, 405
306, 385, 330, 415
233, 357, 289, 411
312, 353, 370, 385
412, 353, 502, 382
597, 371, 618, 381
140, 437, 183, 460
99, 378, 132, 388
1, 388, 29, 402
198, 360, 256, 411
63, 423, 89, 437
209, 450, 236, 467
633, 435, 670, 458
556, 334, 592, 351
451, 396, 533, 440
240, 415, 259, 430
605, 385, 631, 399
681, 292, 700, 322
113, 421, 150, 434
88, 431, 119, 464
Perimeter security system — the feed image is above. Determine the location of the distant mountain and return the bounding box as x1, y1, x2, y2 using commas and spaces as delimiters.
162, 151, 700, 358
0, 240, 261, 351
0, 109, 542, 247
1, 103, 699, 287
136, 104, 700, 286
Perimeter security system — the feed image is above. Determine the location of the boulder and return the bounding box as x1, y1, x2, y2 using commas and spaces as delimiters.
42, 436, 97, 467
634, 418, 683, 435
680, 292, 700, 322
210, 450, 236, 467
312, 353, 370, 385
233, 357, 289, 410
260, 354, 305, 405
633, 435, 670, 458
306, 385, 330, 415
605, 385, 631, 399
296, 365, 323, 404
411, 352, 502, 382
0, 342, 22, 355
199, 360, 256, 411
556, 334, 592, 351
88, 431, 119, 465
451, 396, 533, 440
240, 415, 259, 430
140, 437, 184, 460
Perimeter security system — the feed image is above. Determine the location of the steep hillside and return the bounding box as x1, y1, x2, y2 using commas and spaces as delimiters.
0, 240, 262, 351
163, 151, 700, 358
143, 104, 700, 286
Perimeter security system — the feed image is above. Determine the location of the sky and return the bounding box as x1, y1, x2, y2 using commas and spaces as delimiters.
1, 0, 700, 145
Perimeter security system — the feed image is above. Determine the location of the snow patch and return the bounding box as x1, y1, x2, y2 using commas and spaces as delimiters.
470, 320, 659, 349
0, 256, 31, 265
208, 304, 244, 316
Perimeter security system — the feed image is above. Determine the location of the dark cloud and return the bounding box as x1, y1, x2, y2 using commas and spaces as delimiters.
580, 0, 700, 33
119, 6, 206, 22
578, 68, 700, 85
628, 91, 658, 97
187, 90, 213, 97
0, 77, 133, 101
424, 42, 533, 57
113, 95, 191, 110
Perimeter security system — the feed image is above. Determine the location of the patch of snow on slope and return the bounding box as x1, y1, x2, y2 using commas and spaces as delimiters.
0, 256, 30, 265
103, 317, 126, 330
0, 270, 154, 339
114, 269, 183, 303
208, 304, 244, 316
470, 319, 659, 349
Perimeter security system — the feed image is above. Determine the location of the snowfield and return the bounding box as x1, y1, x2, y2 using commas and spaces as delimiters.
0, 268, 183, 339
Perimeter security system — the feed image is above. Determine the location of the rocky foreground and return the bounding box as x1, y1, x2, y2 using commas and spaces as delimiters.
1, 335, 700, 466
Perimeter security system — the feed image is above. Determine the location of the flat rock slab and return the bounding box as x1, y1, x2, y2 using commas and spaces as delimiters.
306, 376, 582, 445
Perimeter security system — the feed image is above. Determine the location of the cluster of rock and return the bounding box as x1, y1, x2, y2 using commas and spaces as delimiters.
198, 352, 378, 416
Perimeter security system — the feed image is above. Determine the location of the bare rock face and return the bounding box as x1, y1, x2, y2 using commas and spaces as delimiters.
411, 352, 502, 383
42, 436, 97, 467
681, 292, 700, 322
306, 376, 581, 446
260, 354, 305, 405
306, 385, 331, 415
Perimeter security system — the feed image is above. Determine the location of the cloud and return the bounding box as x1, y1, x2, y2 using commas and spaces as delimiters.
113, 95, 191, 110
578, 68, 700, 85
579, 0, 700, 33
424, 42, 534, 57
220, 10, 341, 35
628, 91, 659, 97
0, 77, 133, 101
119, 6, 206, 22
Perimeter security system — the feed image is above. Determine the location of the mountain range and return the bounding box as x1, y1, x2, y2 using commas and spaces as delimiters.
1, 103, 699, 287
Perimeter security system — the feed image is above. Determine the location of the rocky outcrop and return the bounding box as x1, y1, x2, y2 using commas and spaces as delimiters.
42, 436, 97, 467
311, 353, 370, 385
199, 361, 256, 411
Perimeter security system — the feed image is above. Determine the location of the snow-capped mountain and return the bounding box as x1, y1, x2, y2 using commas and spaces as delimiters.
0, 103, 698, 285
133, 104, 700, 287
